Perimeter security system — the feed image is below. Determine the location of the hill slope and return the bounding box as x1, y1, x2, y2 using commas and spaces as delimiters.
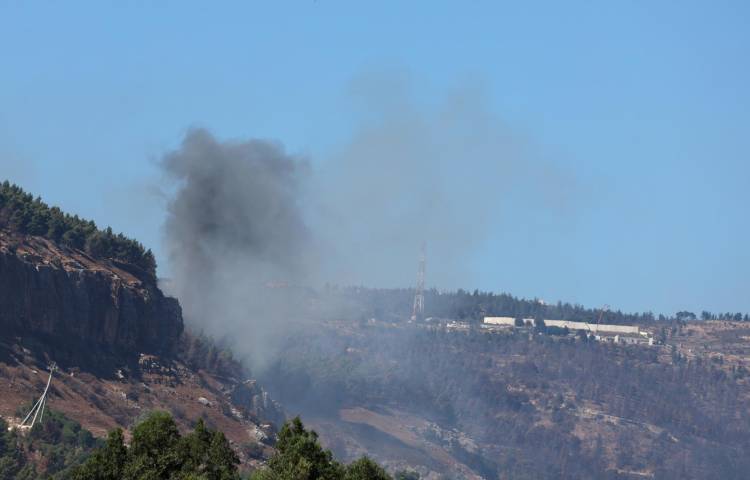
259, 301, 750, 480
0, 184, 284, 472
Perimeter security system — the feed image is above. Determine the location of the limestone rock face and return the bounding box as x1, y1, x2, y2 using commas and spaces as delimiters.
0, 232, 182, 354
230, 379, 285, 426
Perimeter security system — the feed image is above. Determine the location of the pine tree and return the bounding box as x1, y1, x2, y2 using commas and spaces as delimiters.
344, 457, 391, 480
71, 429, 127, 480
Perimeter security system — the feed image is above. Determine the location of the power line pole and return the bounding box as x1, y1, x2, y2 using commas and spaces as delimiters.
411, 242, 426, 322
20, 362, 56, 429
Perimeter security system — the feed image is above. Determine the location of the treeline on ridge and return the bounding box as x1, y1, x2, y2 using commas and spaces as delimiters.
0, 181, 156, 274
326, 286, 749, 325
325, 286, 657, 325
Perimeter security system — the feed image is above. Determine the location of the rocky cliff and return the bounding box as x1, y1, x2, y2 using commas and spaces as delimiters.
0, 228, 285, 471
0, 230, 182, 356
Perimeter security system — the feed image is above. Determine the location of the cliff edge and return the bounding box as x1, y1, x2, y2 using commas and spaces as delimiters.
0, 230, 183, 356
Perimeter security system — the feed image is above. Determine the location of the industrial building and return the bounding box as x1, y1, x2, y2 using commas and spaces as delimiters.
482, 317, 652, 345
483, 317, 640, 335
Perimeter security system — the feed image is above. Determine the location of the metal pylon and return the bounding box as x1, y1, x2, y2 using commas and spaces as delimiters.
20, 363, 56, 429
411, 243, 426, 321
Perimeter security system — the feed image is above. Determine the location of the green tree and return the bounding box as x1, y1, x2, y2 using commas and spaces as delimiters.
265, 416, 343, 480
204, 429, 241, 479
0, 418, 23, 480
0, 181, 158, 273
71, 429, 127, 480
71, 412, 239, 480
251, 417, 391, 480
62, 225, 87, 250
175, 418, 213, 475
122, 411, 183, 479
344, 457, 391, 480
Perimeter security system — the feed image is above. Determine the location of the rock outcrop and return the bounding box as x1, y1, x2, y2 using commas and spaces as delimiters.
0, 231, 182, 355
0, 228, 285, 471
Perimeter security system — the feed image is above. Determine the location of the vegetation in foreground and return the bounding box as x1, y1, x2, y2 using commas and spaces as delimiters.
250, 416, 394, 480
71, 411, 238, 480
0, 410, 98, 479
70, 411, 397, 480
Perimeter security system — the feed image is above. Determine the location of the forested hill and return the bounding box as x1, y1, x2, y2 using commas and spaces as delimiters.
322, 286, 749, 326
0, 181, 156, 274
262, 319, 750, 480
322, 286, 645, 325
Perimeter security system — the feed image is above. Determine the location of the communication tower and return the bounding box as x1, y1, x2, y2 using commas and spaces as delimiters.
411, 243, 426, 322
596, 304, 610, 326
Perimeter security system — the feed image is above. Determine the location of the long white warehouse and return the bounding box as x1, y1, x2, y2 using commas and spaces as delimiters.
483, 317, 640, 335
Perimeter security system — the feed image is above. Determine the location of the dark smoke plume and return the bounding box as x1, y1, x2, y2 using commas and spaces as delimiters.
161, 80, 577, 371
162, 129, 316, 368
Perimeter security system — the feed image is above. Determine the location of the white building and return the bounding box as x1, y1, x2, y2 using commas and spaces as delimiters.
483, 317, 640, 335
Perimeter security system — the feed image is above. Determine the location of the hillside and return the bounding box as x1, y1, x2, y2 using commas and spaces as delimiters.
0, 409, 101, 479
0, 334, 281, 469
258, 299, 750, 480
3, 182, 750, 479
0, 185, 284, 474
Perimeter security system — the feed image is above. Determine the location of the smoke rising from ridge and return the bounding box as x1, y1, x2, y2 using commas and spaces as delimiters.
162, 129, 317, 368
162, 80, 576, 369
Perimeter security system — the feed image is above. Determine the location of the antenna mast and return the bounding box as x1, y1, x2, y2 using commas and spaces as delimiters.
411, 243, 426, 322
597, 304, 610, 326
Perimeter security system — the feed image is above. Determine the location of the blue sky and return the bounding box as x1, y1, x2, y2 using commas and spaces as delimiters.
1, 1, 748, 315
